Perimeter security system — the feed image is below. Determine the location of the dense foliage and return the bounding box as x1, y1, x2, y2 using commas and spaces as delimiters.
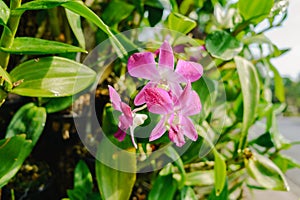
0, 0, 298, 199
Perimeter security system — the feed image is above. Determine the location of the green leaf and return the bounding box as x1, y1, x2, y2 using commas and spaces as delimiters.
0, 135, 32, 188
17, 0, 127, 56
96, 138, 136, 200
206, 31, 243, 60
62, 1, 127, 56
144, 2, 164, 27
273, 154, 300, 173
208, 179, 228, 200
9, 56, 96, 97
0, 87, 8, 107
213, 149, 227, 196
101, 0, 135, 26
269, 63, 285, 102
245, 152, 289, 191
180, 186, 197, 200
0, 0, 10, 25
17, 0, 70, 11
165, 146, 186, 188
168, 12, 196, 34
242, 34, 272, 45
43, 96, 73, 113
170, 0, 179, 12
67, 189, 86, 200
184, 170, 214, 186
148, 174, 177, 200
266, 108, 290, 150
234, 56, 260, 149
102, 104, 119, 135
250, 132, 274, 148
65, 9, 86, 49
5, 103, 46, 147
271, 45, 290, 58
74, 160, 93, 193
0, 66, 13, 89
238, 0, 274, 24
181, 137, 204, 164
180, 0, 204, 15
0, 37, 86, 54
192, 76, 218, 122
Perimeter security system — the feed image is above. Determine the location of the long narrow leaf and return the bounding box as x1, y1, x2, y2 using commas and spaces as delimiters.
234, 56, 260, 150
65, 9, 86, 49
0, 37, 87, 54
62, 1, 126, 56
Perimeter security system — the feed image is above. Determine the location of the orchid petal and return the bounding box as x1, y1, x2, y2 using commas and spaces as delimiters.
120, 102, 133, 120
158, 41, 174, 70
144, 87, 173, 114
114, 128, 126, 141
127, 52, 159, 80
134, 82, 156, 106
181, 116, 198, 141
183, 90, 202, 116
175, 60, 203, 82
169, 82, 183, 101
133, 113, 148, 127
158, 67, 186, 84
108, 85, 122, 111
118, 103, 133, 131
168, 124, 185, 147
149, 116, 167, 141
176, 82, 201, 116
168, 114, 185, 147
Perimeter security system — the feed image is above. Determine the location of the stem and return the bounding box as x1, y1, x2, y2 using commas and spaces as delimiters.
238, 130, 248, 153
132, 104, 147, 113
48, 7, 61, 39
232, 21, 250, 37
0, 0, 22, 70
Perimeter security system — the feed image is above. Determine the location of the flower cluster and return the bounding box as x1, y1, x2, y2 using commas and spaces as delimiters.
108, 41, 203, 147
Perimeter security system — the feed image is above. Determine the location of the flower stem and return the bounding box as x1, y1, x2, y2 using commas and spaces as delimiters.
0, 0, 22, 71
132, 104, 147, 113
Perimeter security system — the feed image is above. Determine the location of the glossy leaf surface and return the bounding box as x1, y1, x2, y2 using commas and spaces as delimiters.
234, 56, 260, 148
206, 31, 243, 60
168, 12, 196, 34
10, 57, 96, 97
0, 135, 32, 188
213, 149, 226, 196
238, 0, 274, 23
96, 138, 136, 200
246, 153, 289, 191
6, 103, 46, 147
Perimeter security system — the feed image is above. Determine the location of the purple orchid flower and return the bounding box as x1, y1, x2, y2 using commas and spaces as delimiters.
127, 40, 203, 106
108, 85, 147, 149
146, 82, 201, 147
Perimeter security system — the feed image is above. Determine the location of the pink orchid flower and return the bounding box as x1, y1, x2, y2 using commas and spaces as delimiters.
127, 40, 203, 106
147, 82, 201, 147
108, 85, 147, 148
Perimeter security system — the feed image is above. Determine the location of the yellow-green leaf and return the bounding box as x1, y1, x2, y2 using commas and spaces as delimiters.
213, 149, 227, 196
246, 153, 289, 191
234, 56, 260, 149
238, 0, 274, 24
168, 12, 196, 34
